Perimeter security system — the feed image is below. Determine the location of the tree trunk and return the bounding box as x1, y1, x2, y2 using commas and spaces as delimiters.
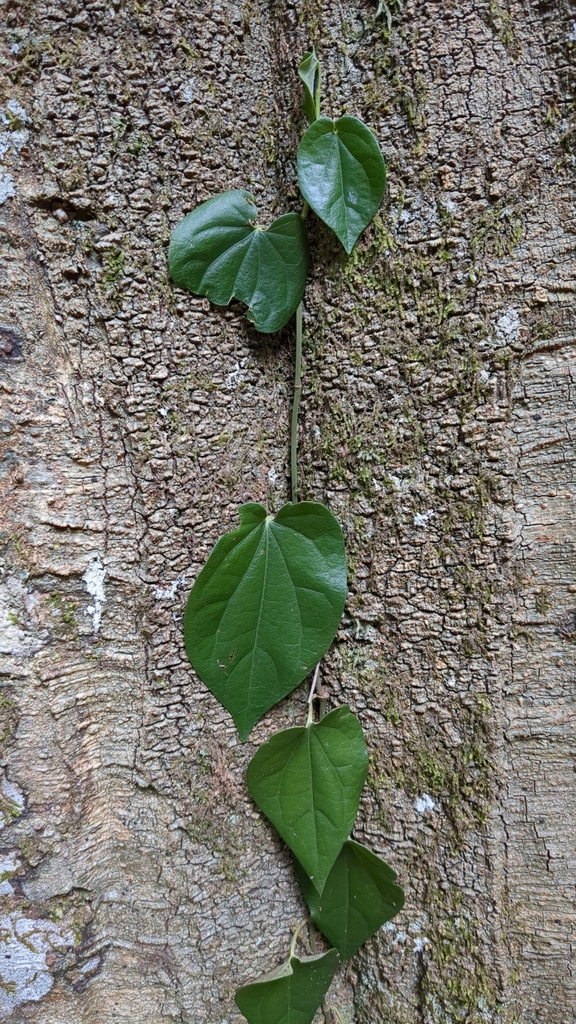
1, 1, 574, 1021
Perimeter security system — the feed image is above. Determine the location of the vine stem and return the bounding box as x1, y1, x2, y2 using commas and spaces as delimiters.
290, 201, 310, 504
292, 193, 330, 1022
290, 300, 303, 504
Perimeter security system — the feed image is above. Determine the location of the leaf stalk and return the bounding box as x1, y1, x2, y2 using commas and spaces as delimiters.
290, 918, 309, 958
306, 663, 321, 726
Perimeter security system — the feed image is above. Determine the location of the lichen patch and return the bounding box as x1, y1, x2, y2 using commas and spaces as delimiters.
0, 913, 74, 1015
82, 557, 106, 632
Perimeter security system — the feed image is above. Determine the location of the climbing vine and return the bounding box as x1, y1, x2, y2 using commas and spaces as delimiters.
169, 50, 404, 1023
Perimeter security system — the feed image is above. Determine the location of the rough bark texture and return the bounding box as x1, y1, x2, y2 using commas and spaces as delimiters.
1, 1, 575, 1021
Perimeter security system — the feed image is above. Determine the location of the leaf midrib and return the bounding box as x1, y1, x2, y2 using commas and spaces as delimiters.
274, 718, 350, 884
204, 520, 333, 699
196, 220, 299, 312
333, 134, 372, 243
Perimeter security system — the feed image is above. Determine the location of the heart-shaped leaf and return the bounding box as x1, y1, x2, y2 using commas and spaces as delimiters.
168, 190, 310, 333
184, 502, 347, 741
298, 49, 321, 124
246, 706, 368, 891
297, 117, 386, 253
295, 840, 405, 961
235, 949, 339, 1024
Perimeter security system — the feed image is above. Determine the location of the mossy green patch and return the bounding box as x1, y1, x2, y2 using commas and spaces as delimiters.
0, 691, 18, 748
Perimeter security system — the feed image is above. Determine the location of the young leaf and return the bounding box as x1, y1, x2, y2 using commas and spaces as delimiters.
295, 840, 405, 961
168, 190, 310, 333
235, 949, 338, 1024
297, 117, 386, 253
246, 706, 368, 892
298, 49, 321, 124
184, 502, 347, 741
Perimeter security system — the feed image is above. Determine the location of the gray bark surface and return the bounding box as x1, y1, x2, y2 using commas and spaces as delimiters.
0, 1, 575, 1021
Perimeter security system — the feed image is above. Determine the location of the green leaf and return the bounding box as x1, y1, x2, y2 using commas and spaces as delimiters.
184, 502, 347, 741
246, 706, 368, 891
295, 840, 405, 961
168, 190, 310, 333
297, 117, 386, 253
298, 49, 321, 124
235, 950, 339, 1024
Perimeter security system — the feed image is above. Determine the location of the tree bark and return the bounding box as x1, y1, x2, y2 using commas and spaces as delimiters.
1, 1, 575, 1021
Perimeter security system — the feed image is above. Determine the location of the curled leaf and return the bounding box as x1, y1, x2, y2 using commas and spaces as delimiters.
298, 49, 321, 124
235, 949, 339, 1024
169, 190, 309, 333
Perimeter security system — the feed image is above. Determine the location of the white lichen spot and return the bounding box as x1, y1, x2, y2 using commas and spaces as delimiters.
0, 853, 21, 895
414, 793, 436, 815
387, 475, 405, 492
414, 509, 435, 528
0, 100, 30, 206
83, 557, 106, 632
414, 936, 429, 953
0, 913, 74, 1015
0, 773, 25, 828
0, 172, 15, 205
6, 100, 29, 123
181, 78, 195, 102
268, 466, 277, 486
0, 128, 29, 161
493, 307, 520, 348
568, 22, 576, 42
0, 588, 22, 656
0, 577, 45, 658
226, 359, 248, 390
153, 576, 183, 601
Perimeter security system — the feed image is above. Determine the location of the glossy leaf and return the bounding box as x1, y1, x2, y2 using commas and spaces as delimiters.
235, 949, 338, 1024
298, 49, 321, 124
295, 840, 405, 961
247, 706, 368, 891
184, 502, 347, 741
168, 190, 310, 333
297, 117, 386, 253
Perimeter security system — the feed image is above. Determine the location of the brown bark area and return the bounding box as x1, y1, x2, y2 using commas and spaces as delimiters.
0, 0, 575, 1021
